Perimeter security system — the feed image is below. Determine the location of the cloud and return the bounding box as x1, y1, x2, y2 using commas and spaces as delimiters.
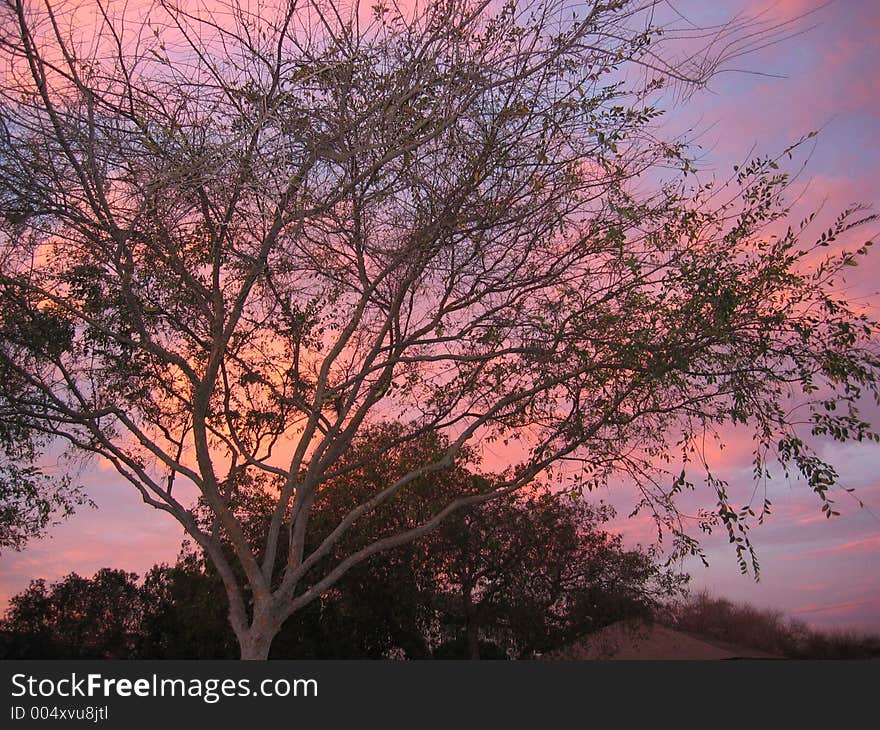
793, 593, 880, 618
791, 534, 880, 560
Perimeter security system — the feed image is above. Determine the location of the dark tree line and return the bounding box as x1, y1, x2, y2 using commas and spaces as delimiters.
1, 429, 684, 659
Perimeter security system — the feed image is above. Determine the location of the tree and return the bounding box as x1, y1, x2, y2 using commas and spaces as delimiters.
0, 0, 877, 658
138, 555, 239, 659
0, 568, 142, 658
428, 492, 684, 659
175, 425, 453, 658
264, 427, 683, 659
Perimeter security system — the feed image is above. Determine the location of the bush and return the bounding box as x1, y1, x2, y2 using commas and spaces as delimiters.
668, 591, 880, 659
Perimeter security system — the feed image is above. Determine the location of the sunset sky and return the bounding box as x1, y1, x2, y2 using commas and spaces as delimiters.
613, 0, 880, 632
2, 0, 878, 634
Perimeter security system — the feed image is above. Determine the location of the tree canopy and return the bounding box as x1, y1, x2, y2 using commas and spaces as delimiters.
0, 0, 877, 657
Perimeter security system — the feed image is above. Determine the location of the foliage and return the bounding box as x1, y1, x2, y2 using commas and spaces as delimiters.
0, 568, 142, 659
667, 590, 880, 659
0, 461, 89, 552
427, 491, 685, 658
0, 346, 90, 552
138, 555, 239, 659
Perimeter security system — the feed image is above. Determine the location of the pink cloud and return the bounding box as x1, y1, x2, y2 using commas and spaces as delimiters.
792, 534, 880, 559
789, 582, 830, 592
793, 593, 880, 618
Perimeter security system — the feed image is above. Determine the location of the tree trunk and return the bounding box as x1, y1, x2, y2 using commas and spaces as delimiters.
239, 634, 274, 660
237, 611, 280, 660
466, 617, 480, 660
464, 585, 480, 660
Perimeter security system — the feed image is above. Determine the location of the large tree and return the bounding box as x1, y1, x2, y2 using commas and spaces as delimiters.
0, 0, 877, 658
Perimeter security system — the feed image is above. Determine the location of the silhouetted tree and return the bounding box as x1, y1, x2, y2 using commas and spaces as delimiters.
428, 493, 685, 658
0, 568, 141, 658
206, 428, 686, 658
138, 555, 238, 659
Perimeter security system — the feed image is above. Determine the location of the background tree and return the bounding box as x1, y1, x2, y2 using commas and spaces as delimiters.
272, 427, 684, 658
0, 568, 141, 658
428, 491, 684, 659
138, 555, 239, 659
0, 0, 877, 658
